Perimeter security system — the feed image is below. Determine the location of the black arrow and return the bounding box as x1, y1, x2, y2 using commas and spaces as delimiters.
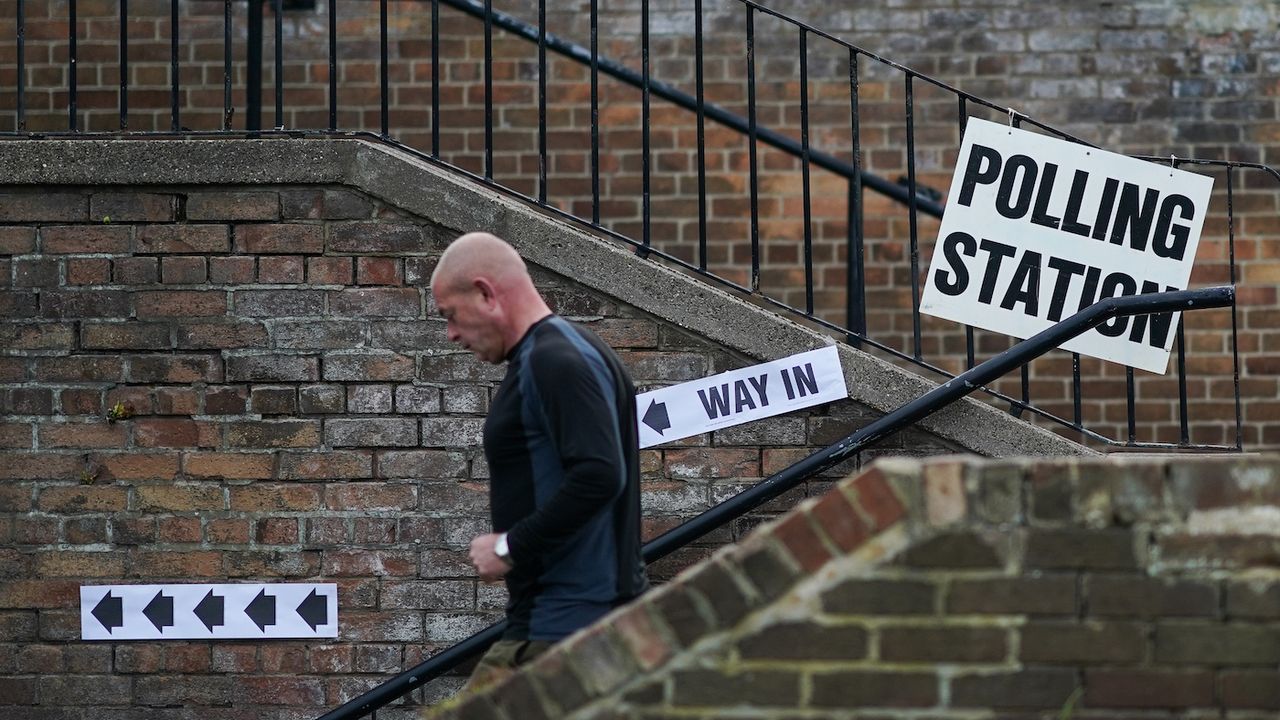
642, 399, 671, 435
296, 589, 328, 631
194, 589, 224, 632
142, 591, 174, 632
91, 591, 124, 633
245, 589, 276, 631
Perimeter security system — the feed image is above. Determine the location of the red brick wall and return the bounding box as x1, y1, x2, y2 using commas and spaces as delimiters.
0, 183, 963, 716
1, 1, 1276, 448
443, 455, 1280, 719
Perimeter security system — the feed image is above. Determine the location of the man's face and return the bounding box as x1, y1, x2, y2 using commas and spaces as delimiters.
435, 282, 506, 364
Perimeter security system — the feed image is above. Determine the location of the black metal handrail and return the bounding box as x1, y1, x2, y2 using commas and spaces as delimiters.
315, 284, 1235, 720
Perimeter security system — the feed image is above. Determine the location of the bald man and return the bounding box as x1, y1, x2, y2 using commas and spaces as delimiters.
431, 232, 648, 690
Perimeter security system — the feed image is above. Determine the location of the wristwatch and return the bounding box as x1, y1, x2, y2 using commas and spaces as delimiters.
494, 532, 513, 566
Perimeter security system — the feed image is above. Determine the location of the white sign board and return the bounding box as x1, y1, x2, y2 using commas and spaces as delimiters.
637, 346, 847, 448
81, 583, 338, 640
919, 117, 1214, 374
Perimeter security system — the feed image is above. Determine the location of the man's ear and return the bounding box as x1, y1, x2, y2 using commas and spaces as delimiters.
473, 277, 498, 306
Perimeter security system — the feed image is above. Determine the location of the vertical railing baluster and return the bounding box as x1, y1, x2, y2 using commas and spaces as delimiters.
746, 6, 759, 291
247, 0, 262, 132
1072, 352, 1082, 431
379, 0, 389, 137
641, 0, 651, 252
120, 0, 129, 130
1227, 166, 1242, 449
799, 29, 813, 315
589, 0, 599, 223
484, 0, 493, 179
537, 0, 547, 204
1176, 320, 1189, 445
68, 0, 77, 131
16, 0, 25, 131
694, 0, 707, 271
274, 0, 283, 129
431, 0, 440, 156
170, 0, 179, 131
223, 0, 232, 130
905, 73, 921, 359
846, 49, 865, 340
1126, 366, 1136, 444
328, 0, 337, 131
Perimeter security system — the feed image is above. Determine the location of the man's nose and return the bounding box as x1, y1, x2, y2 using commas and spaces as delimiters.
446, 325, 460, 343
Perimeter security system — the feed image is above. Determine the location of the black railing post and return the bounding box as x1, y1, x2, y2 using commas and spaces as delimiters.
247, 0, 263, 131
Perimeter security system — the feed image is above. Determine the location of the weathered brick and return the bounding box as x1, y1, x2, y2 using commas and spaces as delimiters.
136, 225, 231, 253
135, 484, 223, 512
14, 258, 59, 287
441, 385, 488, 414
133, 418, 216, 448
948, 576, 1078, 616
204, 386, 249, 415
207, 518, 251, 544
226, 420, 322, 448
39, 225, 131, 254
0, 322, 75, 351
323, 352, 416, 381
233, 289, 325, 317
65, 256, 111, 285
0, 580, 80, 609
326, 418, 418, 447
112, 255, 159, 284
322, 549, 417, 577
37, 675, 131, 706
37, 484, 127, 512
1155, 623, 1280, 665
229, 484, 323, 512
1025, 528, 1139, 570
225, 354, 319, 382
81, 321, 172, 350
250, 386, 297, 414
65, 517, 109, 544
235, 223, 323, 254
239, 676, 326, 706
1223, 670, 1280, 709
672, 668, 802, 708
4, 388, 55, 415
155, 387, 200, 415
221, 549, 320, 577
256, 517, 299, 544
330, 288, 420, 317
1021, 621, 1145, 663
35, 550, 127, 577
135, 290, 227, 318
329, 222, 430, 253
39, 289, 131, 319
375, 450, 468, 479
134, 675, 234, 706
952, 669, 1076, 709
37, 421, 127, 449
1084, 669, 1214, 708
183, 452, 275, 480
810, 671, 937, 708
207, 255, 256, 283
665, 448, 759, 479
1088, 576, 1218, 618
0, 192, 83, 222
176, 320, 269, 349
418, 352, 506, 382
257, 254, 305, 283
273, 320, 367, 349
0, 227, 36, 254
420, 417, 485, 448
93, 452, 180, 481
823, 578, 937, 616
307, 256, 354, 284
356, 256, 403, 285
739, 620, 867, 661
90, 192, 177, 222
347, 384, 393, 413
299, 384, 346, 414
1226, 580, 1280, 619
127, 354, 223, 383
899, 530, 1004, 568
0, 423, 32, 449
394, 385, 441, 414
60, 388, 103, 416
34, 356, 124, 382
0, 452, 87, 481
187, 191, 280, 221
326, 482, 417, 510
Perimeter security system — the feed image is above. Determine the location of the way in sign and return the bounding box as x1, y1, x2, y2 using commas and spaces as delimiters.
80, 583, 338, 640
637, 345, 847, 449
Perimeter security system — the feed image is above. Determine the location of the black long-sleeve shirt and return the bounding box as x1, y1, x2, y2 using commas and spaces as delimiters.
483, 315, 648, 641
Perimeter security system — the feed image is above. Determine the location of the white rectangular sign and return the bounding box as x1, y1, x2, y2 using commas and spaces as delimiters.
919, 117, 1214, 374
81, 583, 338, 640
637, 346, 847, 448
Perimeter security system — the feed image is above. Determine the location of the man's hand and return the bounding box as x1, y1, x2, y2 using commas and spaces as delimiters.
470, 533, 513, 582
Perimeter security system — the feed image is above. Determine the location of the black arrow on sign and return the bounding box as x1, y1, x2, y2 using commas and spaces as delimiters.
194, 589, 224, 632
642, 399, 671, 435
296, 589, 327, 631
91, 591, 124, 633
245, 589, 276, 631
142, 591, 174, 632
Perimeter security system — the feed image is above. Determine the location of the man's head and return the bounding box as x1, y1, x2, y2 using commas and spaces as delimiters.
431, 232, 551, 364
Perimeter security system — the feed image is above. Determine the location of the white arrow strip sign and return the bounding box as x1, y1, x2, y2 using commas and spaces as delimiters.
81, 583, 338, 640
637, 345, 847, 448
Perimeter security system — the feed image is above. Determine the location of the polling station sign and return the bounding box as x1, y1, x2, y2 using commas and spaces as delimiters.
919, 117, 1214, 374
636, 346, 847, 448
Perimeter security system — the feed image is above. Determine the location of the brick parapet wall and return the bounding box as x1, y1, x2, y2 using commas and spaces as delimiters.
0, 180, 968, 717
2, 0, 1277, 447
453, 454, 1280, 719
